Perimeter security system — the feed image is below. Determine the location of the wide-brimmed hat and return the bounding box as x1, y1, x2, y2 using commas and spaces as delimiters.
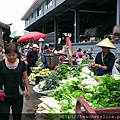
57, 50, 66, 55
96, 38, 116, 49
33, 44, 39, 48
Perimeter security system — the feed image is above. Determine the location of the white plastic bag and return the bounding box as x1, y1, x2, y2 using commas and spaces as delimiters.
112, 65, 119, 75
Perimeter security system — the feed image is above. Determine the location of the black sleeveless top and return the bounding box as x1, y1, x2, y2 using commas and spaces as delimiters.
0, 60, 26, 98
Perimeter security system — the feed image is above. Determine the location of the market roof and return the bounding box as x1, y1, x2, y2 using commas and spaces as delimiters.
0, 21, 11, 29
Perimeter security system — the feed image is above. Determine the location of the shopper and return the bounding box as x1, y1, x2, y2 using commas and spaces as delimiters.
41, 45, 52, 68
0, 44, 5, 61
57, 50, 67, 63
112, 25, 120, 40
0, 42, 30, 120
88, 38, 116, 76
77, 48, 84, 58
26, 44, 39, 76
13, 42, 22, 60
49, 44, 57, 53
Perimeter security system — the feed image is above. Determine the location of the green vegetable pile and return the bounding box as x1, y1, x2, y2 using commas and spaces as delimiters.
49, 77, 84, 112
50, 73, 120, 111
81, 59, 93, 64
91, 74, 120, 108
56, 64, 71, 80
42, 72, 60, 91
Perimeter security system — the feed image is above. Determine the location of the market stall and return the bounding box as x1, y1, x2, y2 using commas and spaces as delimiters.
28, 60, 120, 120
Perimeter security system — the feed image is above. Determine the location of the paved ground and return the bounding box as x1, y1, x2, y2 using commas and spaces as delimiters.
22, 85, 40, 120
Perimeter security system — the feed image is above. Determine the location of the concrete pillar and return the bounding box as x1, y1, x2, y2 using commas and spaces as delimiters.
116, 0, 120, 25
54, 17, 58, 49
74, 6, 80, 43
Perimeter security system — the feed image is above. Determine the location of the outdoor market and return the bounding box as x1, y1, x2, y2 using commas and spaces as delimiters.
0, 0, 120, 120
4, 27, 120, 120
0, 24, 120, 120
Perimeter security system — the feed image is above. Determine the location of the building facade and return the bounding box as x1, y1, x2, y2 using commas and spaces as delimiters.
21, 0, 120, 58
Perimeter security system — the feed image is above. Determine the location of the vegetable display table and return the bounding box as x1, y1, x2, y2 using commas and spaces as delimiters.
76, 97, 120, 120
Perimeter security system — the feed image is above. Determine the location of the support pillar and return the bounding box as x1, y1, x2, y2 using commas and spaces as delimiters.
54, 17, 58, 49
74, 6, 80, 43
116, 0, 120, 25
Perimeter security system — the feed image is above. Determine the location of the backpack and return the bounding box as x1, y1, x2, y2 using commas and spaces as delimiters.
41, 53, 46, 63
41, 53, 47, 68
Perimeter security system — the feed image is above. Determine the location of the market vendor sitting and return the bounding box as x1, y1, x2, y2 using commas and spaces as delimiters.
88, 38, 116, 76
57, 50, 67, 64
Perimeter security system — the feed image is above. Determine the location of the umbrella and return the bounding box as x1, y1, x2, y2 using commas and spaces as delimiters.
10, 29, 29, 38
17, 31, 47, 42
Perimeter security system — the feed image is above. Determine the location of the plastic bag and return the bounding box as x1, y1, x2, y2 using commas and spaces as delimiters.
112, 65, 119, 75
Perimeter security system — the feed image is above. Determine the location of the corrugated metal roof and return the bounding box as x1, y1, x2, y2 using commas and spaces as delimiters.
0, 21, 10, 29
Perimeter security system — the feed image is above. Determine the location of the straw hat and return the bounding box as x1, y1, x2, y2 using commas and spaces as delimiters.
38, 38, 44, 41
57, 50, 66, 55
96, 38, 116, 49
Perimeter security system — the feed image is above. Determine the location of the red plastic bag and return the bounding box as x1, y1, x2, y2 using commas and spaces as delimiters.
0, 92, 6, 102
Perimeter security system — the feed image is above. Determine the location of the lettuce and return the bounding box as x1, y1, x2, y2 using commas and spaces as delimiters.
84, 93, 93, 102
84, 85, 94, 93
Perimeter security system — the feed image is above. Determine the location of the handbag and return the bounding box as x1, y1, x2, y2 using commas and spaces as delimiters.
0, 90, 6, 102
15, 74, 27, 96
18, 83, 27, 95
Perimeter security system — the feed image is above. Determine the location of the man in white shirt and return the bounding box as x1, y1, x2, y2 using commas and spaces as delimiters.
49, 44, 57, 54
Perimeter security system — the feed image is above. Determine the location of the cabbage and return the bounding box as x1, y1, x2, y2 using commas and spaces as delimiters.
84, 93, 93, 102
84, 85, 94, 93
59, 99, 69, 110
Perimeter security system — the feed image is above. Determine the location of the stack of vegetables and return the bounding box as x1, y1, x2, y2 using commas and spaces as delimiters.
35, 61, 120, 120
36, 64, 72, 92
28, 68, 51, 82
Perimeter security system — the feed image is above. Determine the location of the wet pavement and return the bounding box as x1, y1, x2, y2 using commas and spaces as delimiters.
22, 85, 40, 120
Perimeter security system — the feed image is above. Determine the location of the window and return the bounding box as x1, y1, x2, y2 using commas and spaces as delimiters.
26, 18, 30, 25
45, 0, 52, 10
31, 13, 33, 18
37, 6, 41, 16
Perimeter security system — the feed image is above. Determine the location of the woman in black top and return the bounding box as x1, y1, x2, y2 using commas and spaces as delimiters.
26, 44, 39, 76
89, 38, 116, 76
0, 43, 30, 120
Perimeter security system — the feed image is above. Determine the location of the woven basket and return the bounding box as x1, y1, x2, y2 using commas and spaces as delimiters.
45, 53, 59, 68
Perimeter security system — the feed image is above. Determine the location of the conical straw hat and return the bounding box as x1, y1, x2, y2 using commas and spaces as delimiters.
96, 38, 116, 49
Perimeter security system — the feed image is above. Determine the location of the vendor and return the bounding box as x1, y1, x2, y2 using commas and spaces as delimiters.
88, 38, 116, 76
57, 50, 67, 64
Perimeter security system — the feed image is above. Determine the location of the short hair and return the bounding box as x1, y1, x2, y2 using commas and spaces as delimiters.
44, 45, 49, 50
5, 42, 18, 54
83, 51, 86, 54
77, 48, 82, 52
49, 44, 54, 47
14, 42, 20, 45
